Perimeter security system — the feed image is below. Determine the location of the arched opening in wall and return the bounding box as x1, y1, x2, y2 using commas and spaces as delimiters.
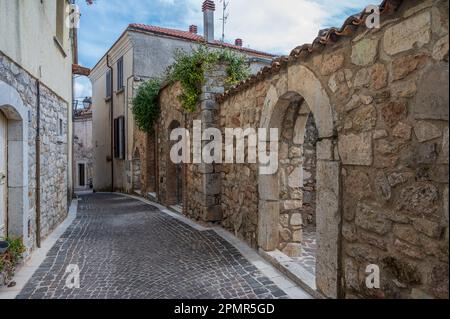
258, 65, 340, 298
0, 81, 28, 242
132, 148, 142, 193
166, 120, 183, 208
278, 101, 318, 275
146, 132, 157, 195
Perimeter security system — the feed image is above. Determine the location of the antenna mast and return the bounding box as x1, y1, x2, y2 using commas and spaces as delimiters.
220, 0, 230, 43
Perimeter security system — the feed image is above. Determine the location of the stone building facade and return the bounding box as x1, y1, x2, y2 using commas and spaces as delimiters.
0, 0, 74, 250
149, 0, 449, 299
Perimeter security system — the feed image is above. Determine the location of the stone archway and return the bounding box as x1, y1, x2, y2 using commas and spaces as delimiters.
0, 81, 29, 241
258, 64, 341, 298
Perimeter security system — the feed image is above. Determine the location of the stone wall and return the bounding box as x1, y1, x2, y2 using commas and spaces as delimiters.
153, 0, 448, 299
0, 51, 69, 247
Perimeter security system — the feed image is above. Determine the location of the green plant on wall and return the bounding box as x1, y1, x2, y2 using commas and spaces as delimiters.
0, 237, 25, 284
168, 46, 250, 112
132, 78, 162, 133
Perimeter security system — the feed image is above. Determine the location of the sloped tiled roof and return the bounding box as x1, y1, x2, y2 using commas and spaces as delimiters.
216, 0, 403, 102
128, 23, 276, 59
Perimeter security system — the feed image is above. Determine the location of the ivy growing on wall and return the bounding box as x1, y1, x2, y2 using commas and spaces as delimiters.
132, 46, 250, 130
168, 46, 250, 112
132, 78, 162, 133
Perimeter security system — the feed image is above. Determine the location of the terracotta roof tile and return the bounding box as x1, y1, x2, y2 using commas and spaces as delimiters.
128, 23, 276, 59
216, 0, 403, 103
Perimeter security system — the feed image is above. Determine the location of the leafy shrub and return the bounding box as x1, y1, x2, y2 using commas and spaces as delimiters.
132, 78, 162, 133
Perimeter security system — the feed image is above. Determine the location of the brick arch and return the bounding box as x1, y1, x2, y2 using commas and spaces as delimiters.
0, 81, 29, 241
258, 64, 341, 298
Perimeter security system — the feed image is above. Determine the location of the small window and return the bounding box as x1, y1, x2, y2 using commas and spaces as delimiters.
106, 69, 112, 98
78, 163, 86, 187
114, 116, 125, 159
59, 119, 64, 136
55, 0, 65, 43
117, 57, 124, 91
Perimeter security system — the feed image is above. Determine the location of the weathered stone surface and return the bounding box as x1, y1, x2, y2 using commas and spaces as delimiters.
432, 35, 449, 61
394, 225, 421, 246
346, 244, 378, 263
392, 122, 412, 140
344, 258, 360, 290
412, 218, 441, 238
282, 243, 302, 257
392, 54, 428, 81
413, 121, 442, 142
387, 172, 412, 187
369, 63, 388, 90
396, 183, 439, 216
381, 100, 408, 127
375, 171, 392, 202
394, 239, 425, 259
355, 204, 392, 235
353, 68, 370, 88
351, 38, 378, 66
342, 223, 357, 242
316, 139, 333, 160
383, 11, 432, 55
279, 227, 292, 242
288, 167, 303, 188
321, 51, 345, 75
359, 231, 388, 251
338, 132, 373, 166
290, 213, 303, 226
414, 143, 437, 164
373, 130, 388, 140
439, 127, 449, 164
344, 170, 373, 200
413, 63, 449, 120
391, 80, 417, 98
353, 104, 377, 132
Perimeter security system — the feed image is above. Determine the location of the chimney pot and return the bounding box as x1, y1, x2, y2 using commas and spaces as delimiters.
235, 38, 243, 47
202, 0, 215, 42
189, 25, 198, 34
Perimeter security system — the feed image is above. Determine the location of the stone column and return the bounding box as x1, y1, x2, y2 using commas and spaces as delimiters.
197, 64, 226, 222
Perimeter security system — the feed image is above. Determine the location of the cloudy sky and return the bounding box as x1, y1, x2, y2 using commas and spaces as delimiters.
74, 0, 375, 99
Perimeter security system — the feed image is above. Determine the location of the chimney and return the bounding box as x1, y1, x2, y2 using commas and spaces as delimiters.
202, 0, 215, 42
189, 25, 198, 34
235, 38, 243, 47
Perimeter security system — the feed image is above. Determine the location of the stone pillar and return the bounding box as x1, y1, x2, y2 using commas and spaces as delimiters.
197, 64, 226, 222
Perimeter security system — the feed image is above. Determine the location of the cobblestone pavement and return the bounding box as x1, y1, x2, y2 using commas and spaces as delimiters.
292, 230, 316, 275
17, 194, 289, 299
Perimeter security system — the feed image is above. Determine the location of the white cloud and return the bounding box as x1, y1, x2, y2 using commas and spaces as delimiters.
185, 0, 374, 55
74, 77, 92, 98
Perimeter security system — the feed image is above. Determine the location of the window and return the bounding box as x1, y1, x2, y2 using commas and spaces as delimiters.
55, 0, 65, 44
59, 118, 64, 136
114, 116, 125, 159
117, 57, 124, 91
106, 69, 112, 98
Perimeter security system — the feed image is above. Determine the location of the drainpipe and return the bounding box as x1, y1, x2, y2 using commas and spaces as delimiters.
35, 80, 41, 248
106, 55, 114, 192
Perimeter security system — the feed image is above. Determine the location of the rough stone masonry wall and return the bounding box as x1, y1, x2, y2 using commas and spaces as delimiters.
216, 0, 448, 298
0, 52, 68, 245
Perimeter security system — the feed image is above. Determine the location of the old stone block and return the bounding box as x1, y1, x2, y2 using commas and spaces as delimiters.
342, 223, 357, 242
353, 104, 377, 132
412, 218, 441, 238
288, 167, 303, 188
321, 51, 345, 75
369, 64, 388, 90
279, 227, 292, 242
282, 243, 302, 257
258, 200, 279, 251
203, 205, 222, 222
394, 225, 421, 246
351, 38, 379, 66
202, 173, 221, 195
353, 68, 370, 88
392, 122, 412, 140
432, 36, 449, 61
439, 127, 449, 164
381, 100, 408, 127
413, 63, 449, 120
392, 54, 428, 81
338, 132, 373, 166
316, 139, 333, 160
355, 203, 392, 235
394, 239, 425, 259
413, 121, 442, 142
383, 11, 432, 55
375, 171, 392, 202
290, 213, 303, 226
396, 183, 439, 216
284, 200, 302, 211
344, 170, 373, 201
414, 143, 437, 164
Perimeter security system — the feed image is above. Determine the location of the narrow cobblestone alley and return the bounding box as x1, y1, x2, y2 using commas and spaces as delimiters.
15, 194, 303, 299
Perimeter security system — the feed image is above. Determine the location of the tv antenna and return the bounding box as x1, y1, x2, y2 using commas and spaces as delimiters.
219, 0, 230, 43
